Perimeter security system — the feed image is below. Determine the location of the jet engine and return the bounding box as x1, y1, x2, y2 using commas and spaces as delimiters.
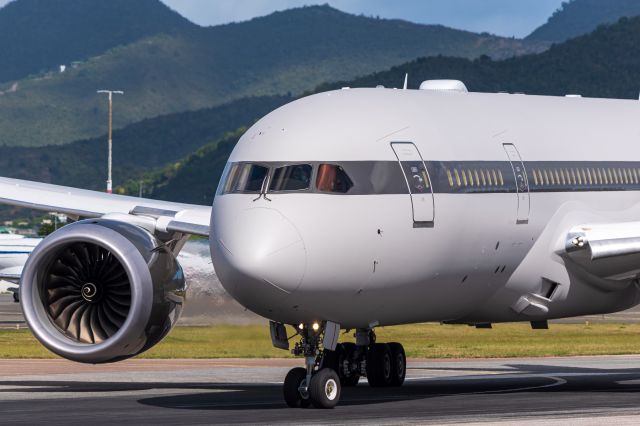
20, 219, 186, 363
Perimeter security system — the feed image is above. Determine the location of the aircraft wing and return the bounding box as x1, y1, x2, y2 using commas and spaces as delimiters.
563, 221, 640, 282
0, 177, 211, 237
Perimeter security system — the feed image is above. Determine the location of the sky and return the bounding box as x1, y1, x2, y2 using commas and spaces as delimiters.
0, 0, 567, 38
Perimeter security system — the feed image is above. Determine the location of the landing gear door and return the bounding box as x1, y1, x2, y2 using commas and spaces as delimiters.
503, 143, 529, 224
390, 142, 434, 226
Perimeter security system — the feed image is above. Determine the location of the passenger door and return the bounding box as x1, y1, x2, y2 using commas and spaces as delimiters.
503, 143, 530, 224
390, 142, 435, 226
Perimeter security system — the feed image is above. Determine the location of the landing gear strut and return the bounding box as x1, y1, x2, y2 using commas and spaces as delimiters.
282, 324, 406, 409
283, 323, 341, 409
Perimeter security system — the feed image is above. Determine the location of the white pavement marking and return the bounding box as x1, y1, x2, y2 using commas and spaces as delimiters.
468, 375, 567, 394
0, 387, 234, 402
433, 414, 640, 426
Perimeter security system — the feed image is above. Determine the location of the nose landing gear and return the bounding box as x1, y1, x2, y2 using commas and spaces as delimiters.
283, 325, 406, 409
283, 323, 341, 409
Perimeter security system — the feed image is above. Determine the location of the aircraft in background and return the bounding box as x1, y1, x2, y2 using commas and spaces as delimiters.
0, 234, 40, 302
1, 80, 640, 408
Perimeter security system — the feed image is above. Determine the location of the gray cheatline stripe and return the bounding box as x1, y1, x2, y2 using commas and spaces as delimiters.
224, 160, 640, 196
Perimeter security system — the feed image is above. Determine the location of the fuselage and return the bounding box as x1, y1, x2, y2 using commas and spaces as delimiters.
0, 234, 39, 270
210, 87, 640, 329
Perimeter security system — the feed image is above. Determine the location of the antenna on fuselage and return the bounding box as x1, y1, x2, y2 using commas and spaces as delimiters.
403, 73, 408, 90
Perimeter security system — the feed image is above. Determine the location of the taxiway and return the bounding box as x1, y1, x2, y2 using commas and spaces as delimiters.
2, 356, 640, 424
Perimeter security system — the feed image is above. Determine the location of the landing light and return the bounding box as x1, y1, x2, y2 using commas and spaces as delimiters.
312, 322, 320, 331
298, 323, 304, 330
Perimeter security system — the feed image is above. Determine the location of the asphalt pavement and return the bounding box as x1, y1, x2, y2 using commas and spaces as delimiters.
2, 356, 640, 424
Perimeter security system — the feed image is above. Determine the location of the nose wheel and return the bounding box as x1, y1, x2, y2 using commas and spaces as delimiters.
283, 367, 311, 408
309, 368, 341, 408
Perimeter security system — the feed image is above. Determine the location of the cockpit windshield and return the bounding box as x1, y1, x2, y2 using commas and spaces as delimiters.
269, 164, 312, 191
217, 161, 357, 196
316, 164, 353, 193
222, 163, 269, 194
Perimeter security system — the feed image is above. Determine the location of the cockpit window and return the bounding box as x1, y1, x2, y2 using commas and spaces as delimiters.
222, 163, 269, 194
316, 164, 353, 193
269, 164, 312, 191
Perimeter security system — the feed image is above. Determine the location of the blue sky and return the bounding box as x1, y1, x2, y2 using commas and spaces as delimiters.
0, 0, 566, 38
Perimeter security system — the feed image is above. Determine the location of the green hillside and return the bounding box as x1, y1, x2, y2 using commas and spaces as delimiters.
116, 129, 245, 205
127, 15, 640, 205
321, 15, 640, 100
527, 0, 640, 42
0, 96, 289, 190
0, 0, 193, 83
0, 3, 543, 148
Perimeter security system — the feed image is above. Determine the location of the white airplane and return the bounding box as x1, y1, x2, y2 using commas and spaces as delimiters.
0, 234, 40, 301
0, 80, 639, 408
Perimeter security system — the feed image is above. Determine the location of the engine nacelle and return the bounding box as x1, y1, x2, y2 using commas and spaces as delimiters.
20, 219, 186, 363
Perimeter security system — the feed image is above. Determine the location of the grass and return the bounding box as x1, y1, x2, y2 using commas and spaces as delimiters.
2, 323, 640, 359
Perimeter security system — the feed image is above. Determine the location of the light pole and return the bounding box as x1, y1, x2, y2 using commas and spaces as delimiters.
97, 90, 124, 193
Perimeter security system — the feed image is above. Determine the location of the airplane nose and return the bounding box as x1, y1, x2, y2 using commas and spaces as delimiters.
216, 207, 307, 295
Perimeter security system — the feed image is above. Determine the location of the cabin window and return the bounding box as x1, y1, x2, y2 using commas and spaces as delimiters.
270, 164, 312, 191
446, 169, 454, 187
223, 163, 269, 194
316, 164, 353, 193
454, 169, 462, 186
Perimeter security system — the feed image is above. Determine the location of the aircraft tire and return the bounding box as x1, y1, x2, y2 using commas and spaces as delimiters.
309, 368, 341, 409
388, 342, 406, 386
283, 367, 311, 408
366, 343, 392, 387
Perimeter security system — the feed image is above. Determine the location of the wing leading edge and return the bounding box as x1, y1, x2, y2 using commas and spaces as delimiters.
0, 177, 211, 237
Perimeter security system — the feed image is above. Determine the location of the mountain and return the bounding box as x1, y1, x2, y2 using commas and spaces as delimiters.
320, 15, 640, 100
116, 129, 245, 205
0, 3, 544, 148
0, 95, 289, 190
527, 0, 640, 43
0, 0, 193, 83
125, 15, 640, 205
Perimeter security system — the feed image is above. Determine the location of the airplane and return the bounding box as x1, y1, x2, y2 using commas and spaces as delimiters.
0, 79, 639, 408
0, 234, 40, 301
